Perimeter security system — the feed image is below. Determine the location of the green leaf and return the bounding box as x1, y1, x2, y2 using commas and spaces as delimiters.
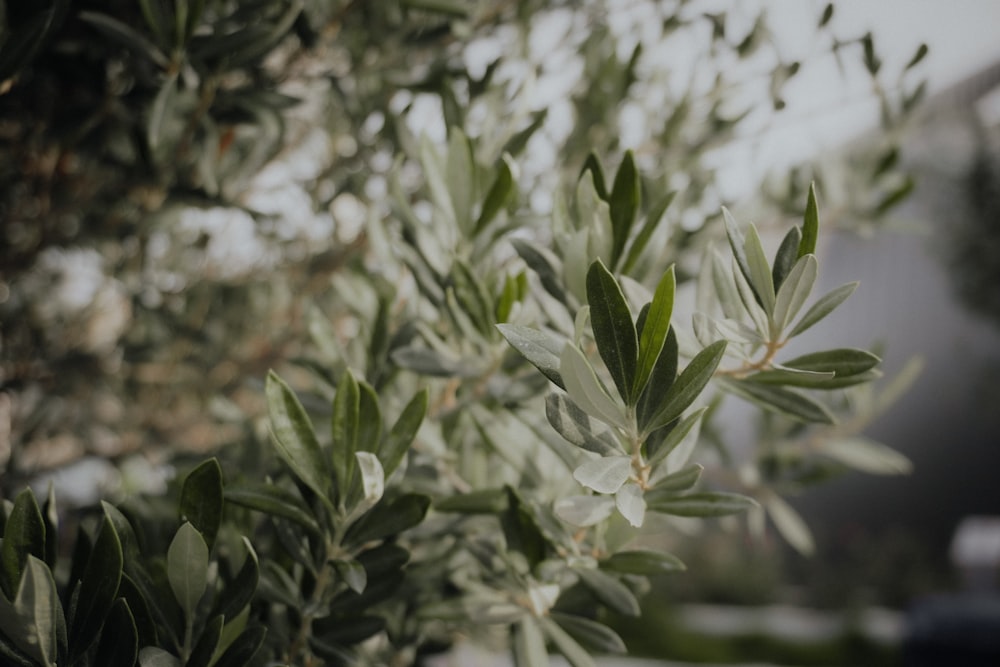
554, 496, 616, 527
545, 394, 621, 456
69, 516, 123, 655
512, 616, 547, 667
356, 382, 383, 454
187, 614, 224, 667
357, 543, 410, 578
798, 182, 820, 258
580, 152, 609, 200
822, 437, 913, 475
634, 266, 675, 398
906, 43, 929, 70
744, 224, 776, 314
139, 647, 182, 667
498, 324, 566, 389
147, 72, 178, 153
711, 249, 746, 322
621, 190, 676, 274
723, 379, 835, 424
732, 256, 770, 336
574, 567, 640, 616
765, 494, 814, 555
213, 538, 259, 621
746, 367, 837, 388
379, 389, 427, 478
643, 340, 726, 435
615, 482, 646, 527
783, 348, 881, 377
609, 150, 640, 266
94, 598, 138, 667
636, 327, 678, 431
771, 225, 802, 291
78, 11, 168, 67
560, 344, 627, 430
41, 486, 57, 570
476, 153, 516, 234
772, 254, 818, 334
435, 488, 508, 514
353, 452, 385, 514
540, 616, 596, 667
343, 494, 430, 547
1, 489, 46, 600
600, 549, 686, 575
789, 282, 858, 337
647, 491, 758, 517
551, 612, 626, 655
586, 259, 638, 404
646, 407, 706, 468
211, 624, 266, 667
573, 456, 631, 494
511, 239, 567, 304
167, 522, 209, 622
331, 559, 367, 595
649, 463, 703, 494
722, 208, 755, 302
331, 370, 361, 506
447, 128, 476, 234
224, 483, 321, 534
179, 458, 224, 550
15, 556, 61, 667
266, 371, 332, 509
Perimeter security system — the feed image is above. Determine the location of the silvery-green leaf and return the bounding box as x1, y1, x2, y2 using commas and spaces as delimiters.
650, 408, 706, 472
721, 378, 835, 424
497, 324, 565, 389
574, 567, 640, 617
798, 182, 819, 258
765, 493, 814, 555
512, 616, 547, 667
354, 452, 385, 513
554, 496, 615, 527
711, 249, 745, 322
783, 348, 881, 377
560, 345, 626, 430
545, 394, 621, 455
772, 254, 818, 334
476, 153, 516, 234
647, 491, 758, 517
576, 172, 613, 264
446, 127, 475, 235
419, 133, 456, 229
615, 482, 646, 527
732, 257, 770, 337
600, 549, 686, 575
550, 612, 627, 655
743, 223, 776, 315
332, 559, 368, 595
573, 456, 631, 494
822, 437, 913, 475
722, 207, 753, 298
748, 366, 836, 388
621, 190, 676, 274
648, 463, 703, 494
167, 522, 209, 621
10, 556, 61, 667
511, 239, 567, 304
788, 282, 858, 337
331, 370, 361, 506
541, 616, 596, 667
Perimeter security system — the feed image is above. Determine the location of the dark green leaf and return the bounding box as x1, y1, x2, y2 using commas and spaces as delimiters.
357, 543, 410, 578
14, 556, 61, 667
331, 559, 367, 594
343, 494, 430, 547
622, 190, 676, 274
500, 487, 547, 567
1, 489, 45, 600
580, 152, 609, 200
586, 259, 638, 404
609, 151, 640, 266
187, 614, 224, 667
798, 182, 819, 258
574, 567, 640, 616
649, 463, 703, 495
744, 224, 776, 314
93, 598, 138, 667
213, 538, 258, 621
497, 323, 566, 389
874, 175, 915, 217
788, 282, 858, 337
179, 458, 224, 550
643, 340, 726, 434
551, 612, 626, 655
379, 388, 427, 478
771, 226, 802, 291
212, 624, 266, 667
117, 574, 157, 648
783, 348, 880, 377
167, 522, 209, 621
636, 327, 679, 431
906, 43, 929, 70
511, 238, 567, 304
78, 11, 168, 67
722, 208, 755, 303
512, 616, 546, 667
600, 549, 686, 575
540, 616, 596, 667
819, 3, 834, 27
503, 109, 549, 157
69, 516, 123, 656
862, 32, 880, 75
648, 491, 757, 517
332, 370, 361, 506
545, 393, 620, 455
435, 488, 509, 514
314, 614, 385, 646
224, 483, 321, 534
634, 266, 675, 398
646, 406, 705, 467
266, 371, 332, 509
476, 154, 516, 234
723, 379, 835, 424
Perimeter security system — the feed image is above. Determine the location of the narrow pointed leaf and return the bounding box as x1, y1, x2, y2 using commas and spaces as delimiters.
586, 260, 638, 404
1, 489, 46, 600
545, 394, 620, 455
783, 348, 880, 377
331, 370, 361, 505
648, 491, 757, 517
647, 408, 706, 468
644, 340, 726, 435
798, 182, 820, 258
512, 616, 547, 667
343, 494, 430, 546
551, 612, 626, 655
447, 128, 475, 234
498, 324, 565, 389
636, 327, 678, 430
771, 225, 802, 290
476, 153, 516, 234
213, 538, 259, 620
511, 239, 567, 304
722, 207, 754, 300
560, 345, 626, 430
94, 598, 138, 667
732, 257, 770, 336
541, 616, 596, 667
723, 379, 835, 424
600, 549, 686, 575
744, 224, 776, 314
69, 515, 123, 655
772, 254, 818, 333
179, 458, 223, 550
765, 493, 814, 555
609, 150, 640, 265
634, 266, 675, 398
622, 190, 676, 274
649, 463, 703, 495
224, 484, 320, 534
574, 568, 640, 616
379, 388, 427, 478
822, 437, 913, 475
789, 282, 858, 337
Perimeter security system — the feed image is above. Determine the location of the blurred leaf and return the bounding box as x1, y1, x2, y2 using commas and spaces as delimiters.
819, 3, 834, 27
906, 43, 929, 70
139, 647, 182, 667
498, 324, 565, 389
512, 616, 546, 667
551, 612, 626, 655
16, 556, 61, 667
798, 183, 820, 258
874, 175, 915, 217
447, 128, 476, 234
649, 463, 703, 494
167, 522, 209, 622
788, 282, 858, 337
379, 388, 428, 478
647, 491, 757, 517
615, 482, 646, 527
353, 452, 385, 514
765, 493, 814, 555
343, 494, 430, 546
224, 483, 320, 534
212, 624, 265, 667
266, 371, 332, 509
823, 437, 913, 475
180, 458, 224, 550
574, 567, 640, 616
724, 378, 835, 423
331, 370, 361, 507
722, 208, 755, 303
647, 408, 706, 469
511, 239, 567, 304
541, 616, 595, 667
436, 488, 509, 513
643, 340, 726, 434
187, 614, 224, 667
622, 190, 676, 274
78, 11, 168, 67
554, 495, 615, 527
587, 259, 638, 403
600, 549, 686, 575
580, 152, 609, 200
213, 538, 259, 620
574, 456, 631, 494
0, 489, 45, 601
94, 598, 138, 667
